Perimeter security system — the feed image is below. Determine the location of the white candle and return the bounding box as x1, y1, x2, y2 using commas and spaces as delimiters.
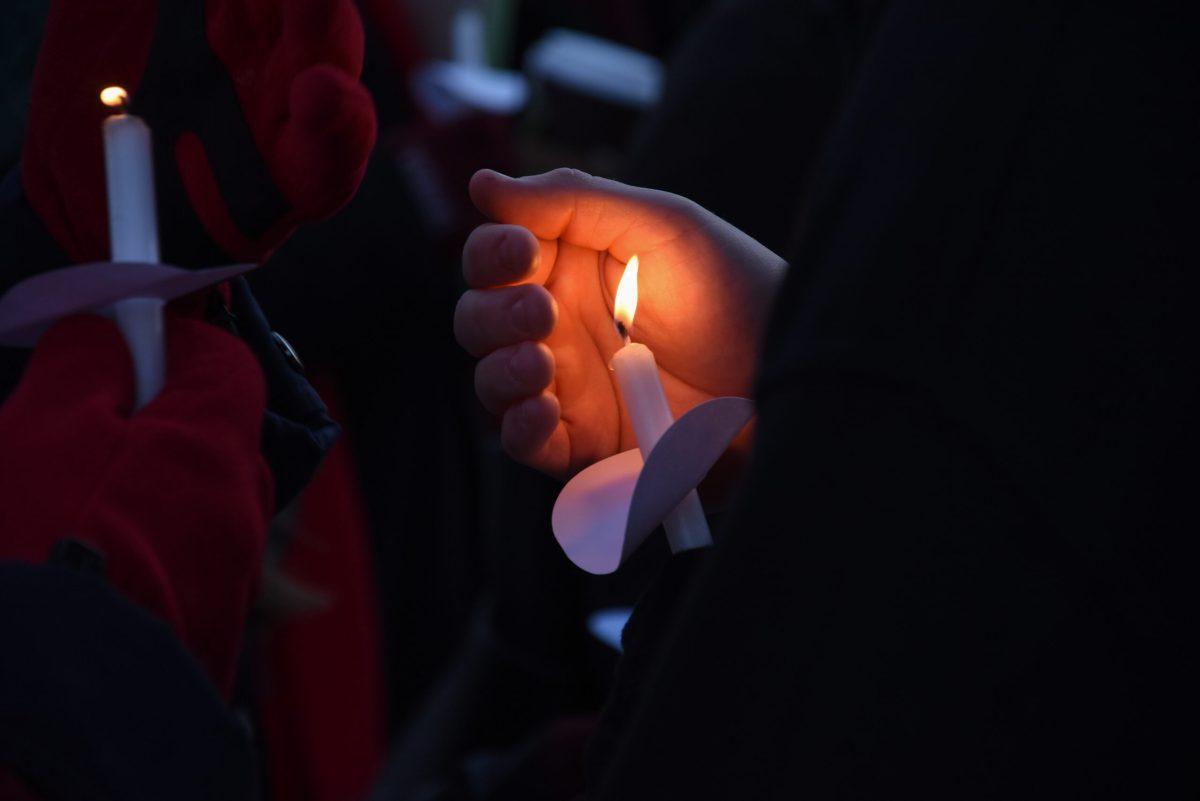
101, 86, 164, 410
610, 256, 712, 553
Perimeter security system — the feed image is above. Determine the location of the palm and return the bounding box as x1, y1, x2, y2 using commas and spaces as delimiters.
538, 214, 771, 476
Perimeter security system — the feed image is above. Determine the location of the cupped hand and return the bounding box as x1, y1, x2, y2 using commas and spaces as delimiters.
456, 168, 787, 479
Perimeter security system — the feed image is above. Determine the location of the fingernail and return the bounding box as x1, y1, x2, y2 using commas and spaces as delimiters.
511, 402, 532, 438
500, 234, 525, 276
512, 297, 536, 336
507, 344, 537, 384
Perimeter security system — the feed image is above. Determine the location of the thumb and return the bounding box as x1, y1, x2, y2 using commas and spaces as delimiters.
468, 168, 696, 260
275, 64, 377, 220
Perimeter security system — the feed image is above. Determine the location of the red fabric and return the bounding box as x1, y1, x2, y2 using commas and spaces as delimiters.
259, 380, 384, 801
0, 315, 272, 694
22, 0, 377, 264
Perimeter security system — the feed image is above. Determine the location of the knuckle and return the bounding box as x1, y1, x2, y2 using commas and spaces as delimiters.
463, 224, 492, 257
462, 229, 479, 260
452, 292, 479, 349
547, 167, 592, 185
535, 342, 556, 375
473, 359, 497, 407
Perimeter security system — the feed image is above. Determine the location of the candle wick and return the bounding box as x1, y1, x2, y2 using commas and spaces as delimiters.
614, 318, 630, 345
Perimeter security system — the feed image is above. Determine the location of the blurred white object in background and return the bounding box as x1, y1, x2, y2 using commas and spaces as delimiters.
411, 5, 529, 122
452, 6, 487, 68
588, 607, 634, 653
524, 28, 664, 110
412, 62, 529, 121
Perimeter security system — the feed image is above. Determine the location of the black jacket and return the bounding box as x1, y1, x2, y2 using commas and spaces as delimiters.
591, 2, 1200, 797
0, 562, 257, 800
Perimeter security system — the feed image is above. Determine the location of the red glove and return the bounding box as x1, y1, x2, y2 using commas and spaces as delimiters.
0, 315, 273, 693
22, 0, 377, 266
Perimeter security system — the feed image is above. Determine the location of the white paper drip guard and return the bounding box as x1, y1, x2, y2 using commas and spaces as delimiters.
0, 260, 258, 347
552, 396, 754, 574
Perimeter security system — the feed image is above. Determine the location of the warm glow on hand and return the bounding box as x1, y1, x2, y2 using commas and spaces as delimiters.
456, 168, 786, 479
614, 254, 639, 332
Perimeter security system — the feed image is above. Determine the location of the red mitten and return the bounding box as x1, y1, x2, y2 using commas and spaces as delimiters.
21, 0, 377, 266
0, 315, 273, 693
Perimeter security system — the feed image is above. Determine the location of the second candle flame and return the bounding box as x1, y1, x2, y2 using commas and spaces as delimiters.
100, 86, 130, 110
614, 254, 640, 331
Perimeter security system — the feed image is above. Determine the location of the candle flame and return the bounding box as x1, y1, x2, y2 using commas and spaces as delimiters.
614, 255, 639, 330
100, 86, 129, 109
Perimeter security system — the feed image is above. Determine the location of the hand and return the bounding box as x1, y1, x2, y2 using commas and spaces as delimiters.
456, 168, 787, 479
21, 0, 376, 265
0, 315, 272, 693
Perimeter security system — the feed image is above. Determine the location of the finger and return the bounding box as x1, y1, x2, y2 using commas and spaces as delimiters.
454, 285, 557, 357
474, 342, 555, 415
500, 392, 560, 463
462, 223, 541, 288
468, 168, 691, 259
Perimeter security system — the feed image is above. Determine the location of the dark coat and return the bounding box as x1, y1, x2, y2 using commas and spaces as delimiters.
0, 562, 257, 800
590, 1, 1200, 797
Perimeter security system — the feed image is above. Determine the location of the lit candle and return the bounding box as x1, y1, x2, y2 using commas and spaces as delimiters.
101, 86, 164, 410
610, 256, 713, 553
